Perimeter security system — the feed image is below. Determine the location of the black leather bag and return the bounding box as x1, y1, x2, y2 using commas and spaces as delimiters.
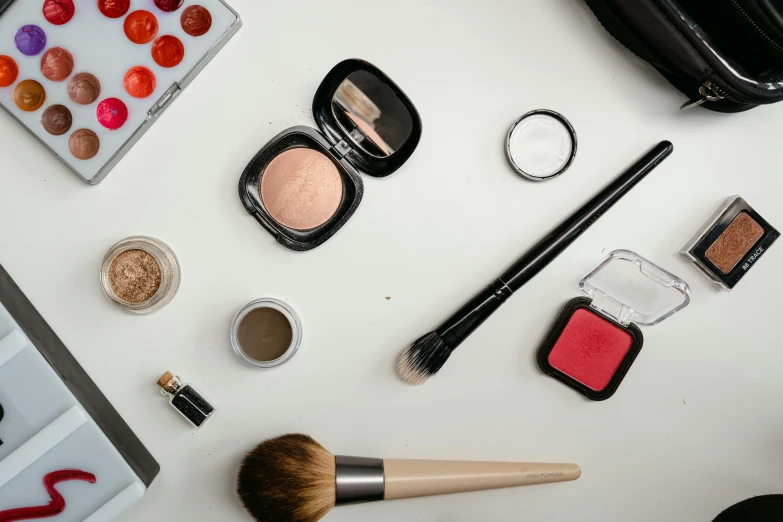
584, 0, 783, 112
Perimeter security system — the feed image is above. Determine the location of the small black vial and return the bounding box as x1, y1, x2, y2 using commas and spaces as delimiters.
157, 372, 215, 428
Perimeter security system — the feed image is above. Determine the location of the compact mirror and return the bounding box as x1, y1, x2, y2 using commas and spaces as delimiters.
332, 70, 414, 157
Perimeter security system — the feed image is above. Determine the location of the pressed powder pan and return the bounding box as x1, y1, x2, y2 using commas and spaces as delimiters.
260, 148, 343, 230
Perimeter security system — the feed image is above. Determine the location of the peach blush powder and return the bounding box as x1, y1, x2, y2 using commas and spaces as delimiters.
260, 148, 343, 230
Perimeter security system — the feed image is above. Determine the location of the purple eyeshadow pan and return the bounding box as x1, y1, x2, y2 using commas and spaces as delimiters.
15, 25, 47, 56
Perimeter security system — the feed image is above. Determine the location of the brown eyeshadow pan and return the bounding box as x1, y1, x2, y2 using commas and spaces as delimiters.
705, 212, 764, 274
42, 105, 73, 135
181, 5, 212, 37
68, 129, 100, 160
68, 72, 101, 105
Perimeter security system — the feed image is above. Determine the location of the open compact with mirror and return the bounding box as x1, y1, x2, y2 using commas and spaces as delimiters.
239, 59, 422, 251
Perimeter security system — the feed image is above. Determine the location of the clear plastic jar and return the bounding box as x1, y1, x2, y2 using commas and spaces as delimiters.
100, 236, 181, 314
230, 298, 303, 368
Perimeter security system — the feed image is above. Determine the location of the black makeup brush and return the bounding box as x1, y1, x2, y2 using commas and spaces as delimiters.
397, 141, 674, 385
237, 434, 581, 522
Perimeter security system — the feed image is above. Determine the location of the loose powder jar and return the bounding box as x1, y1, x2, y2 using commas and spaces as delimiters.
537, 250, 690, 401
101, 236, 181, 314
681, 196, 779, 291
506, 109, 577, 181
230, 298, 302, 368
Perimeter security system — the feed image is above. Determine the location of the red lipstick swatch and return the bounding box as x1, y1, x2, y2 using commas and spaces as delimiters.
0, 469, 96, 522
547, 308, 633, 391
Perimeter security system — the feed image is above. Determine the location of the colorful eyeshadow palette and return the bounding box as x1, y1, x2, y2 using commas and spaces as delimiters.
0, 263, 158, 520
538, 250, 691, 401
0, 0, 240, 184
681, 196, 779, 291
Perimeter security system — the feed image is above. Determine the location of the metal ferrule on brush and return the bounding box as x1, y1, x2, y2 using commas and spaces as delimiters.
335, 456, 385, 505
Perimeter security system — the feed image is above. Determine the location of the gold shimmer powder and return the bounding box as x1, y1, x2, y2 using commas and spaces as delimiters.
109, 249, 162, 303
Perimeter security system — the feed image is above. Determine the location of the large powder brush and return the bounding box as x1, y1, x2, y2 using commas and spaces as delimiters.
237, 434, 581, 522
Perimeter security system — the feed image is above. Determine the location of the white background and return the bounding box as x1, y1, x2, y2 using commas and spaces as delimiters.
1, 1, 781, 521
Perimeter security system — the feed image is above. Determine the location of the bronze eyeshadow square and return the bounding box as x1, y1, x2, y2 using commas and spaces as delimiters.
682, 197, 779, 291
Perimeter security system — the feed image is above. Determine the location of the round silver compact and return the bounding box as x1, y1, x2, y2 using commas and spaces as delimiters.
230, 298, 303, 368
505, 109, 577, 182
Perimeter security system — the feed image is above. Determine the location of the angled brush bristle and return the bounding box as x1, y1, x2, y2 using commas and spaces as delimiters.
397, 331, 452, 385
237, 434, 336, 522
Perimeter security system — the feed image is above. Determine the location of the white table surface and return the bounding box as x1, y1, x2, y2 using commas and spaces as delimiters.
1, 1, 782, 521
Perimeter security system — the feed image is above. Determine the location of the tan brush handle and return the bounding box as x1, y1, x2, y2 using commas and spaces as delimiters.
382, 459, 581, 501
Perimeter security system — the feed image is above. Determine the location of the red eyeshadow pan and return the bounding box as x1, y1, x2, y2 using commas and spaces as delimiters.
124, 66, 156, 98
0, 55, 19, 88
538, 297, 643, 401
154, 0, 185, 12
124, 10, 159, 45
98, 0, 130, 19
547, 308, 633, 391
151, 35, 184, 68
43, 0, 75, 25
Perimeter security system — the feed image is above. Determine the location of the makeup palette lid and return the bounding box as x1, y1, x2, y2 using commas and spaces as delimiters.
580, 250, 691, 327
312, 59, 422, 177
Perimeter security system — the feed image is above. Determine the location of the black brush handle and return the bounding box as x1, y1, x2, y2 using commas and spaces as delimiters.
436, 141, 674, 349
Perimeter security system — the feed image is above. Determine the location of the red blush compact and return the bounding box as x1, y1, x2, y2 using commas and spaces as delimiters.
538, 250, 690, 401
548, 306, 636, 391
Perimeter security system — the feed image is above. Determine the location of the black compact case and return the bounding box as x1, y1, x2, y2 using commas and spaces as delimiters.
239, 59, 422, 251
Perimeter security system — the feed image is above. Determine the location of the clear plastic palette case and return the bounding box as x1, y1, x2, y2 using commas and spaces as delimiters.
0, 0, 241, 184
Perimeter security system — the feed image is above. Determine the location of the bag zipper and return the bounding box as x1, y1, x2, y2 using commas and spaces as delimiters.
679, 77, 761, 110
680, 80, 728, 110
728, 0, 783, 54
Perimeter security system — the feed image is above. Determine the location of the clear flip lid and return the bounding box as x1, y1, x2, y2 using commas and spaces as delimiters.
580, 250, 691, 327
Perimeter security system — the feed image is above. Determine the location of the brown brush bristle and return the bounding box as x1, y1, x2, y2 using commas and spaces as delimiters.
237, 434, 336, 522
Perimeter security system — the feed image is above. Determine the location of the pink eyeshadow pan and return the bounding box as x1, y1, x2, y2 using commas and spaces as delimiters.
96, 98, 128, 130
